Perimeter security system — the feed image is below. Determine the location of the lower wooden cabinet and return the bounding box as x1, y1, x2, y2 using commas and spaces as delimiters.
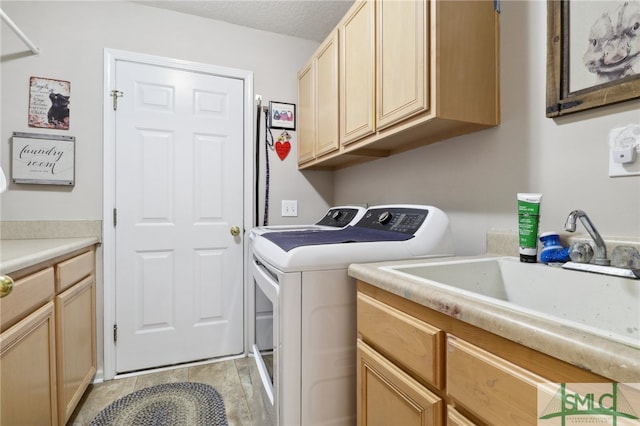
357, 340, 443, 426
0, 302, 58, 425
0, 246, 97, 426
356, 280, 610, 426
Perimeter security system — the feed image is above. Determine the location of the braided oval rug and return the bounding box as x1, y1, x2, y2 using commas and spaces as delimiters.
89, 382, 228, 426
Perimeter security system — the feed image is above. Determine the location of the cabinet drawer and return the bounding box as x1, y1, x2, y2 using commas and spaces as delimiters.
56, 249, 94, 293
446, 335, 546, 425
357, 292, 444, 388
1, 267, 55, 331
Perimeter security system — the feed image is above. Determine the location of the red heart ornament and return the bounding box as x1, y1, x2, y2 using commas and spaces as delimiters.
275, 141, 291, 160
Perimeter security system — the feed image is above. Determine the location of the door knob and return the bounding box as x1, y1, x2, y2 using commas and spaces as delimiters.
230, 226, 241, 237
0, 275, 14, 298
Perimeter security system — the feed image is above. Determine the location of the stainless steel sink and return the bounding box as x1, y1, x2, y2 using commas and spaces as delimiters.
381, 256, 640, 347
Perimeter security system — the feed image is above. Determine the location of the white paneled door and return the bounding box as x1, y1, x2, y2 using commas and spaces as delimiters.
114, 60, 244, 373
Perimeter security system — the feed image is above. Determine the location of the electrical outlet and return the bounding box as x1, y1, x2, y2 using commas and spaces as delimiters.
608, 124, 640, 177
282, 200, 298, 217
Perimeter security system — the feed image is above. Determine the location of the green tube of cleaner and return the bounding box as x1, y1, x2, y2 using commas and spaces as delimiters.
517, 193, 542, 263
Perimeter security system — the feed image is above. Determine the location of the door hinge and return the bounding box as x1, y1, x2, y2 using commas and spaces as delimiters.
113, 324, 118, 343
110, 90, 124, 111
113, 208, 117, 227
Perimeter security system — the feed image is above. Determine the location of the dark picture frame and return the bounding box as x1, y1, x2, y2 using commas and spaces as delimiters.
546, 0, 640, 118
268, 101, 296, 130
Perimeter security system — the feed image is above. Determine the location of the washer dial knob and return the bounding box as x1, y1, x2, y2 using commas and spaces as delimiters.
378, 211, 392, 225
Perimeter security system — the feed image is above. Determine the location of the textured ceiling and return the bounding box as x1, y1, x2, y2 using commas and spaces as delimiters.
134, 1, 355, 42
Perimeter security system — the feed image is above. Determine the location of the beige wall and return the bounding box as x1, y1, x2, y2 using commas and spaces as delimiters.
334, 0, 640, 255
0, 1, 333, 226
2, 1, 638, 258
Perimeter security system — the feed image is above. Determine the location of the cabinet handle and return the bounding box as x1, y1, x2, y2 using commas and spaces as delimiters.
0, 275, 14, 298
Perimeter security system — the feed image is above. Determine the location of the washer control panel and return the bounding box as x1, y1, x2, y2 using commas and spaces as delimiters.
316, 208, 362, 227
356, 207, 429, 235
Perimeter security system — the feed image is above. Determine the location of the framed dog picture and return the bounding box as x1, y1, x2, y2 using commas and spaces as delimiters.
268, 101, 296, 130
28, 77, 71, 129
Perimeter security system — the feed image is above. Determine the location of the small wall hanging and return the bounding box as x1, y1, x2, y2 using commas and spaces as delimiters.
28, 76, 70, 129
275, 130, 291, 161
268, 101, 296, 130
12, 132, 75, 186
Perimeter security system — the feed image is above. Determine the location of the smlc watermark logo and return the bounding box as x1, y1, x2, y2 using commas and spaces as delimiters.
538, 383, 640, 425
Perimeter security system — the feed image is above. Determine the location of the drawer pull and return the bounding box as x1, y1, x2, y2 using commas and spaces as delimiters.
0, 275, 14, 298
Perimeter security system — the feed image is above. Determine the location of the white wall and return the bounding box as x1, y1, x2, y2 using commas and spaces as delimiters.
334, 0, 640, 255
1, 1, 637, 265
0, 1, 333, 226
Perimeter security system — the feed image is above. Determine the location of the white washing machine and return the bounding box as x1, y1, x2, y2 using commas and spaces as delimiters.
249, 204, 455, 426
250, 206, 366, 356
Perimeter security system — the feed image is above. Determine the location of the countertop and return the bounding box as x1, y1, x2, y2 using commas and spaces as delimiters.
348, 255, 640, 384
0, 237, 100, 275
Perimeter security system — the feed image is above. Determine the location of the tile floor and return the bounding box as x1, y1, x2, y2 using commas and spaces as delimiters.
68, 356, 275, 426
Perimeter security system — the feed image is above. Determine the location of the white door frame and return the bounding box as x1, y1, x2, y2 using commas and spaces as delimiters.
102, 48, 254, 380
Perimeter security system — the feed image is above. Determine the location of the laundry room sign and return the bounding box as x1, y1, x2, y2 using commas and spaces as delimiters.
11, 132, 75, 186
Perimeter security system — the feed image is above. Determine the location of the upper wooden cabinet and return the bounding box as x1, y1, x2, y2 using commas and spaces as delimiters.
297, 29, 340, 163
298, 0, 500, 169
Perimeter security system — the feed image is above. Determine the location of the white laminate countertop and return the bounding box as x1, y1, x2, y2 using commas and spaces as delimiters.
348, 255, 640, 384
0, 238, 100, 275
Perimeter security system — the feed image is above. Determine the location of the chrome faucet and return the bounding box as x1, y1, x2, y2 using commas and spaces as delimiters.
564, 210, 610, 266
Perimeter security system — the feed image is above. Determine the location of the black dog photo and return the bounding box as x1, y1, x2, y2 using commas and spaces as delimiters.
28, 76, 71, 129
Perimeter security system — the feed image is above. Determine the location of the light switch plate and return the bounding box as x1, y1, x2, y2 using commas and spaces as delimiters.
282, 200, 298, 217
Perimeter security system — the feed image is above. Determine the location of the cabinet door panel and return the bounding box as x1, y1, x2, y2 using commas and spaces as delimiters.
315, 30, 340, 157
297, 60, 315, 163
340, 0, 375, 145
377, 0, 428, 129
358, 340, 442, 426
447, 335, 545, 425
1, 302, 57, 425
56, 275, 96, 425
